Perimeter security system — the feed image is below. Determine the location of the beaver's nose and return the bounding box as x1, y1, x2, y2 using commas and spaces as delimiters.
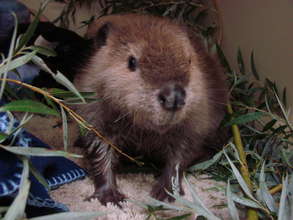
158, 84, 186, 111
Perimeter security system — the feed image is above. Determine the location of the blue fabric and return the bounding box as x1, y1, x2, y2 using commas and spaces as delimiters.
0, 108, 87, 216
7, 64, 41, 88
0, 2, 87, 216
0, 0, 30, 48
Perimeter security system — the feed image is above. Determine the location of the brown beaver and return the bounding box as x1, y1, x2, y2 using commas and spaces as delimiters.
74, 13, 228, 206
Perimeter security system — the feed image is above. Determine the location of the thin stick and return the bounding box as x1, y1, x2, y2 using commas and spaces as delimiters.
269, 184, 283, 195
227, 103, 259, 220
0, 78, 143, 166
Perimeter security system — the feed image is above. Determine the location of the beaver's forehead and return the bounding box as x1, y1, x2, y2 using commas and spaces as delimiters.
112, 25, 191, 57
109, 16, 189, 50
137, 39, 190, 85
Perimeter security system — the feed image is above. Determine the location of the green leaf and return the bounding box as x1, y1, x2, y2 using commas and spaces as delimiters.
250, 51, 260, 80
0, 133, 9, 143
30, 45, 57, 57
31, 55, 53, 73
53, 71, 86, 103
224, 151, 256, 201
266, 78, 279, 95
225, 112, 265, 127
226, 180, 240, 220
231, 193, 262, 209
237, 48, 245, 73
0, 146, 83, 158
0, 100, 59, 116
0, 13, 18, 99
30, 211, 107, 220
257, 163, 277, 212
262, 119, 277, 132
166, 213, 192, 220
28, 160, 49, 190
154, 176, 220, 220
43, 93, 59, 112
216, 44, 232, 73
273, 90, 293, 131
189, 151, 223, 171
4, 158, 30, 220
278, 175, 289, 220
32, 56, 85, 103
60, 107, 68, 152
282, 87, 287, 108
281, 148, 293, 167
15, 0, 50, 51
50, 89, 95, 99
147, 197, 185, 212
0, 51, 37, 75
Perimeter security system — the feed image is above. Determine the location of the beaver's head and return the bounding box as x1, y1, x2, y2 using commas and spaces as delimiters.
77, 14, 207, 133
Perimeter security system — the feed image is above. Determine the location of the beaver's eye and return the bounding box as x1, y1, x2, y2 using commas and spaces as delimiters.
128, 56, 137, 71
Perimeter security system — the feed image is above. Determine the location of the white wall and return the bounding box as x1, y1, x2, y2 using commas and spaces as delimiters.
20, 0, 93, 35
218, 0, 293, 112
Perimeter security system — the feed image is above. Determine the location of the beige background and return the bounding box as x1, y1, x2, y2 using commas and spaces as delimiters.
20, 0, 94, 34
218, 0, 293, 110
20, 0, 293, 116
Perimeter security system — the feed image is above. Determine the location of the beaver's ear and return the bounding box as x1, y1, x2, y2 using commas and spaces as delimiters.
95, 23, 111, 48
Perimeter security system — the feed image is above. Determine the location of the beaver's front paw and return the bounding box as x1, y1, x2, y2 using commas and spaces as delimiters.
150, 181, 184, 202
151, 184, 173, 202
85, 188, 125, 208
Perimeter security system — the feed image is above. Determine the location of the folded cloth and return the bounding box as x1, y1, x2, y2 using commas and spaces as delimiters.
0, 0, 30, 51
0, 106, 86, 217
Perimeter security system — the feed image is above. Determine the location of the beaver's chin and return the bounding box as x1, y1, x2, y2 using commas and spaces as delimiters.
141, 115, 182, 134
129, 108, 185, 134
136, 121, 170, 134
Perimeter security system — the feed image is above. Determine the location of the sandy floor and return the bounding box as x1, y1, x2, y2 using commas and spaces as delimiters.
50, 174, 230, 220
21, 115, 231, 219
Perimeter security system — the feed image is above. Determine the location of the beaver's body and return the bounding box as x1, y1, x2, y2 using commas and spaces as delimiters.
74, 14, 228, 206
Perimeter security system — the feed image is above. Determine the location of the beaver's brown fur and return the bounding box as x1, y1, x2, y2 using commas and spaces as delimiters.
74, 14, 228, 206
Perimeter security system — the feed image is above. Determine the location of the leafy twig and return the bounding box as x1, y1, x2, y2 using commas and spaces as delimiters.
0, 78, 143, 166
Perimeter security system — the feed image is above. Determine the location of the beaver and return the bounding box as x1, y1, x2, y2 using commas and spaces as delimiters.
74, 13, 228, 206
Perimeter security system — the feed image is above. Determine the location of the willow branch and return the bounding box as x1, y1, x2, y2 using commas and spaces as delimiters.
0, 78, 143, 166
227, 103, 259, 220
